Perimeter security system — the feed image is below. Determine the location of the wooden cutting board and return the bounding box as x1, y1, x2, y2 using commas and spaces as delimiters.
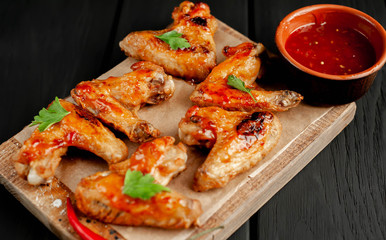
0, 20, 356, 240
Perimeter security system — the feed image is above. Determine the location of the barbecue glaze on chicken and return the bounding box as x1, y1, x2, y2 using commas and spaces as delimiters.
119, 1, 217, 82
190, 42, 303, 111
71, 61, 175, 143
110, 136, 187, 186
75, 171, 202, 229
14, 99, 128, 185
179, 106, 281, 191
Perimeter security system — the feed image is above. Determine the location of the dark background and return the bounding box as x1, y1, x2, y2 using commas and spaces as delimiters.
0, 0, 385, 239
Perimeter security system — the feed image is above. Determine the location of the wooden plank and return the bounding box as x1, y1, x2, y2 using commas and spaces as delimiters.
0, 20, 356, 240
188, 104, 356, 240
250, 0, 386, 239
0, 138, 125, 240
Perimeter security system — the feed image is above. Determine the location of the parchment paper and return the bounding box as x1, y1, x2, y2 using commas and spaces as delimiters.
14, 21, 332, 240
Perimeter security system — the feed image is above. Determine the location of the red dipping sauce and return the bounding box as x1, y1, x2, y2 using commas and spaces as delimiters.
285, 23, 376, 75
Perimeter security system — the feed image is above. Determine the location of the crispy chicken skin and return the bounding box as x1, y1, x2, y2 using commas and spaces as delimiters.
119, 1, 217, 82
71, 61, 175, 143
14, 100, 128, 185
110, 136, 187, 186
190, 42, 303, 111
178, 106, 281, 191
75, 171, 202, 229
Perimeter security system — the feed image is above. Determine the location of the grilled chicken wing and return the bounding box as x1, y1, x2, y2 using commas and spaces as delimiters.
14, 99, 128, 185
71, 61, 175, 143
110, 136, 187, 186
178, 106, 281, 191
190, 42, 303, 111
75, 171, 202, 229
119, 1, 217, 82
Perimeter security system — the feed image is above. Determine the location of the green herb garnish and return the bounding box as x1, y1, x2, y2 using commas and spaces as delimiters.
30, 97, 70, 132
155, 30, 191, 50
227, 75, 257, 103
122, 170, 170, 200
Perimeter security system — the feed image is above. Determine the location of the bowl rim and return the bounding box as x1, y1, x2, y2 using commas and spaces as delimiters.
275, 4, 386, 81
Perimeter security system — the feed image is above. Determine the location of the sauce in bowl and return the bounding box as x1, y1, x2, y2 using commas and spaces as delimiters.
285, 22, 376, 75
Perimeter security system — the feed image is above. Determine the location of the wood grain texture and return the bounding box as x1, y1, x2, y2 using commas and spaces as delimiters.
187, 104, 356, 240
250, 0, 386, 239
0, 88, 356, 240
0, 138, 125, 240
0, 0, 384, 240
0, 1, 119, 239
0, 17, 356, 239
0, 1, 251, 239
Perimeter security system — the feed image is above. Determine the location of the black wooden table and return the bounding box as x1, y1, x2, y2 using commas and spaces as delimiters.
1, 0, 385, 239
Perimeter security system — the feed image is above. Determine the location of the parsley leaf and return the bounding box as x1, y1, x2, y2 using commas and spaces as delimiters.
122, 170, 170, 200
30, 97, 70, 132
227, 75, 258, 103
155, 30, 191, 50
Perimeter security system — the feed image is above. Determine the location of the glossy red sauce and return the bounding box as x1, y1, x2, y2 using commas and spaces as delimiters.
94, 173, 177, 218
285, 23, 376, 75
129, 141, 160, 173
95, 173, 152, 213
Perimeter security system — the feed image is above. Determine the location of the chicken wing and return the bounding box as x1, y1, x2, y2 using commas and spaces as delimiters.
71, 61, 175, 143
110, 136, 187, 186
119, 1, 217, 82
14, 99, 128, 185
75, 171, 202, 229
190, 42, 303, 111
178, 106, 281, 191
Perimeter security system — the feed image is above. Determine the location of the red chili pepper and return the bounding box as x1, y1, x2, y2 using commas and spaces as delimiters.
66, 197, 106, 240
